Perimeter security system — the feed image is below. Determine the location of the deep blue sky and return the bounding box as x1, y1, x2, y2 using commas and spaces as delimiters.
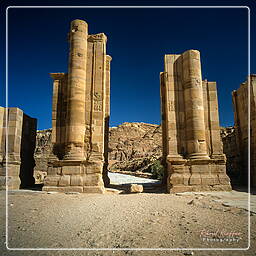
1, 0, 255, 130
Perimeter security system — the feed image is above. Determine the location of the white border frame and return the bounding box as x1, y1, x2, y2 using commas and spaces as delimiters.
5, 5, 251, 251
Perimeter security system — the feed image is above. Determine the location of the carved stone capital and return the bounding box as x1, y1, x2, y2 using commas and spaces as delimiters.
88, 33, 107, 43
50, 73, 66, 80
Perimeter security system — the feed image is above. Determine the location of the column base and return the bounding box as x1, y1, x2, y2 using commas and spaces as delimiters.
63, 145, 86, 161
42, 159, 105, 193
0, 176, 21, 190
188, 153, 210, 160
0, 162, 21, 190
166, 158, 232, 193
42, 185, 104, 194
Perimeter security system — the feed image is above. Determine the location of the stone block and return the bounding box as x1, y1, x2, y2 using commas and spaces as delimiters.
129, 184, 143, 193
6, 164, 20, 176
62, 165, 82, 175
169, 173, 184, 185
70, 175, 83, 186
58, 175, 70, 186
169, 185, 193, 193
44, 176, 60, 186
84, 174, 103, 186
190, 164, 206, 173
189, 173, 201, 185
218, 174, 231, 185
43, 186, 84, 193
212, 184, 232, 191
183, 173, 191, 185
0, 176, 21, 190
201, 174, 219, 185
83, 186, 104, 194
86, 161, 102, 174
47, 166, 61, 176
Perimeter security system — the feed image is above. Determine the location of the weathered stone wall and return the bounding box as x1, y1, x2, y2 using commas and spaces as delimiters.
232, 74, 256, 187
43, 19, 111, 193
0, 107, 37, 189
160, 50, 231, 193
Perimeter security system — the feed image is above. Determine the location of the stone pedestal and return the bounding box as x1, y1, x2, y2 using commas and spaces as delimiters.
43, 19, 111, 193
161, 50, 231, 193
43, 160, 104, 193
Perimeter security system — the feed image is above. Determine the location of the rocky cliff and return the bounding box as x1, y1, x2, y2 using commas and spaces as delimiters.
34, 123, 162, 181
108, 122, 162, 176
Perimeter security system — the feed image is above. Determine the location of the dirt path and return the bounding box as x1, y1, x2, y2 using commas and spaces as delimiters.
0, 189, 255, 256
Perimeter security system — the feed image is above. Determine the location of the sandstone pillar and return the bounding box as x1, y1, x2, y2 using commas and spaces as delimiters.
182, 50, 209, 159
205, 81, 224, 158
43, 20, 110, 193
162, 54, 183, 159
161, 50, 231, 193
50, 73, 67, 160
64, 19, 88, 160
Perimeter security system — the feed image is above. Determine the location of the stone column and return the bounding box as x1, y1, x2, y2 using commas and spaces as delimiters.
44, 21, 109, 193
182, 50, 209, 159
206, 81, 225, 158
163, 54, 182, 160
64, 19, 88, 160
50, 73, 64, 159
88, 33, 107, 162
103, 55, 112, 186
160, 72, 168, 162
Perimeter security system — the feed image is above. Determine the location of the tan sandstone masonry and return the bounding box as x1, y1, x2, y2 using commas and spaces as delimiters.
0, 107, 36, 189
160, 50, 231, 193
232, 74, 256, 187
43, 19, 111, 193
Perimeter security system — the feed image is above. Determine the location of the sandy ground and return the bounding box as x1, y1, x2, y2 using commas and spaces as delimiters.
0, 185, 255, 256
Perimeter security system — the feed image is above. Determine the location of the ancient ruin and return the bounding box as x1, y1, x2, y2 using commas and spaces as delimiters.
160, 50, 232, 193
0, 107, 37, 189
43, 19, 111, 193
39, 20, 254, 193
232, 74, 256, 187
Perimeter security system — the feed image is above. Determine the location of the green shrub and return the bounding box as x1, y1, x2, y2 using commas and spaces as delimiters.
150, 160, 164, 180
